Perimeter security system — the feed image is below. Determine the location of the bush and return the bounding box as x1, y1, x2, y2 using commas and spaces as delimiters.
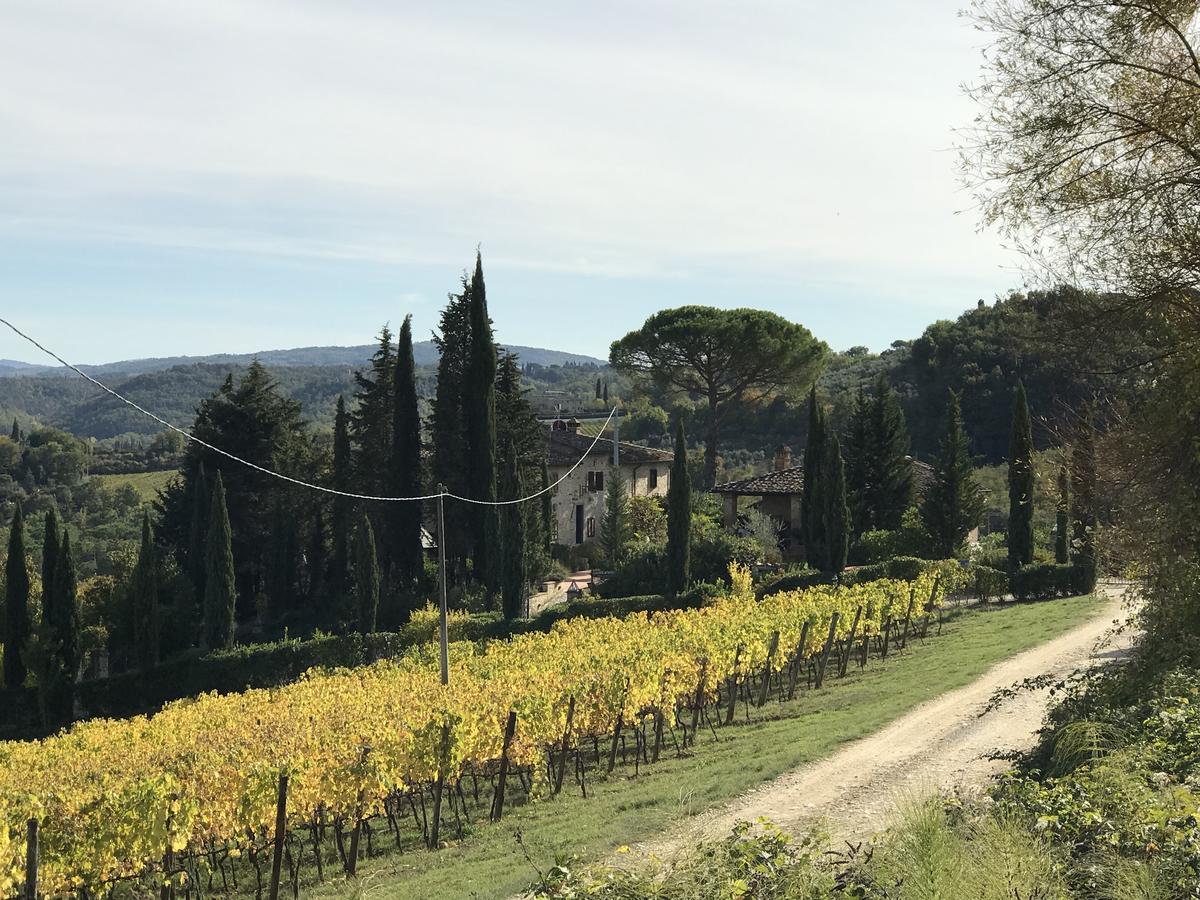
851, 529, 905, 565
1009, 564, 1075, 601
842, 556, 926, 586
972, 565, 1009, 602
757, 568, 836, 598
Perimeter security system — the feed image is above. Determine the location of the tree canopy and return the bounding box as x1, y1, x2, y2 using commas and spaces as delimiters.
610, 306, 827, 487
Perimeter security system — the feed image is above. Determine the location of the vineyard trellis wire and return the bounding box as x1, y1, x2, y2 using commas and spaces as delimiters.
0, 564, 967, 899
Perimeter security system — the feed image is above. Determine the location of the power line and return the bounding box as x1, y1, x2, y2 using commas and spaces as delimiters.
0, 317, 618, 507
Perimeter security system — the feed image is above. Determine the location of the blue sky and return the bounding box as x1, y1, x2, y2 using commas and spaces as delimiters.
0, 1, 1023, 365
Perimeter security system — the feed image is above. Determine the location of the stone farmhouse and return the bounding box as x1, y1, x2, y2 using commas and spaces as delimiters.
546, 418, 673, 547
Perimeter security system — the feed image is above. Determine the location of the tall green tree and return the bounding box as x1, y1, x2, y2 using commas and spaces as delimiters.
266, 499, 299, 621
921, 391, 985, 558
867, 374, 914, 531
131, 512, 159, 669
611, 306, 827, 487
666, 419, 692, 597
350, 326, 396, 502
802, 389, 828, 568
204, 472, 236, 650
390, 315, 425, 590
9, 418, 19, 443
1070, 410, 1099, 594
464, 252, 500, 591
431, 281, 472, 577
541, 460, 553, 553
600, 467, 630, 567
499, 441, 527, 621
821, 434, 850, 573
330, 395, 352, 598
40, 510, 60, 636
1055, 464, 1070, 565
53, 529, 80, 682
185, 462, 209, 607
1007, 381, 1035, 569
3, 504, 30, 688
353, 514, 380, 636
844, 387, 871, 536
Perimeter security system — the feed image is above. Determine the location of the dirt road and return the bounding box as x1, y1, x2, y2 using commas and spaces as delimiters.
636, 586, 1133, 854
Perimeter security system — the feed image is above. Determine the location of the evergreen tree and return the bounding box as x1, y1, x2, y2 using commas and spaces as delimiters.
203, 473, 236, 650
920, 391, 985, 558
603, 382, 610, 405
350, 327, 396, 502
53, 529, 80, 682
666, 419, 691, 597
1056, 463, 1070, 565
595, 378, 602, 400
464, 252, 500, 591
3, 504, 30, 688
802, 389, 828, 567
1007, 381, 1036, 569
390, 314, 424, 589
266, 499, 298, 621
330, 396, 352, 597
10, 418, 19, 443
844, 387, 872, 536
600, 467, 630, 567
353, 514, 380, 635
867, 374, 914, 531
431, 281, 472, 577
132, 512, 159, 669
821, 434, 850, 573
1070, 410, 1098, 594
40, 509, 60, 635
185, 462, 209, 606
541, 460, 553, 553
499, 441, 527, 621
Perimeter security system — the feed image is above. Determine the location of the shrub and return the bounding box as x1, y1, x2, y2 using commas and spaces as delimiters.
972, 565, 1009, 602
1009, 564, 1075, 601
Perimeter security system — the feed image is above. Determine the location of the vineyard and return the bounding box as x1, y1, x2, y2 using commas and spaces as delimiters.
0, 564, 963, 898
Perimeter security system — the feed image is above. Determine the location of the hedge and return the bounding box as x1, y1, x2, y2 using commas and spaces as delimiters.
1009, 563, 1076, 601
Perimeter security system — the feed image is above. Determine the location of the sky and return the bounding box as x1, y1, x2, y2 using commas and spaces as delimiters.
0, 0, 1024, 366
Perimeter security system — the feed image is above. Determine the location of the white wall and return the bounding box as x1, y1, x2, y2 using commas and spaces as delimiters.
549, 454, 670, 549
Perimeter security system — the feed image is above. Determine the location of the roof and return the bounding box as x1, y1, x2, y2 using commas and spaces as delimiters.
711, 465, 805, 495
546, 426, 674, 468
712, 456, 936, 497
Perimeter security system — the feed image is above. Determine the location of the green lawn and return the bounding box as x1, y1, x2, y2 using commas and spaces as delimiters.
306, 593, 1105, 900
93, 469, 176, 501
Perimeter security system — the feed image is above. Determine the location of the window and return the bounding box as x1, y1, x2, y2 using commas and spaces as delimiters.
586, 516, 597, 538
587, 470, 605, 492
648, 468, 659, 490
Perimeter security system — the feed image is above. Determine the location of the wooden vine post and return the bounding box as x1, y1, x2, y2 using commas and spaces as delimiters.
724, 645, 743, 725
900, 583, 917, 650
787, 621, 811, 700
814, 613, 840, 689
267, 773, 289, 900
24, 818, 37, 900
757, 631, 781, 707
689, 660, 708, 746
839, 607, 863, 677
347, 747, 371, 874
491, 710, 519, 822
553, 697, 576, 795
607, 713, 624, 773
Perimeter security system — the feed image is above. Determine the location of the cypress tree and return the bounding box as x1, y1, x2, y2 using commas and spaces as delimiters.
390, 314, 424, 588
541, 460, 553, 553
1007, 381, 1036, 569
600, 467, 630, 567
802, 390, 828, 568
603, 382, 610, 405
464, 252, 500, 592
499, 441, 526, 621
1056, 464, 1070, 565
204, 472, 236, 650
822, 434, 850, 573
844, 387, 871, 537
595, 378, 602, 400
353, 514, 380, 635
666, 419, 691, 597
267, 499, 298, 621
10, 418, 19, 443
54, 529, 80, 682
920, 391, 985, 558
40, 509, 60, 634
868, 374, 914, 531
186, 462, 209, 606
3, 504, 30, 688
349, 326, 396, 501
1070, 410, 1098, 594
431, 282, 472, 577
132, 511, 159, 669
330, 396, 352, 597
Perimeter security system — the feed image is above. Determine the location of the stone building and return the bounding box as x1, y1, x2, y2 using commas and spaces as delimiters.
546, 418, 673, 547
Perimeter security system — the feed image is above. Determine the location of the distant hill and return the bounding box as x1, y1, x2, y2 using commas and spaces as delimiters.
0, 342, 607, 440
0, 342, 605, 378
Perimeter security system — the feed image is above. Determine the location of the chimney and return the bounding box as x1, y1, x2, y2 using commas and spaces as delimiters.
567, 417, 582, 434
552, 418, 567, 432
774, 445, 792, 471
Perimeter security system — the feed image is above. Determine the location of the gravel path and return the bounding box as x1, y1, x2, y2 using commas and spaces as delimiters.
634, 585, 1133, 855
